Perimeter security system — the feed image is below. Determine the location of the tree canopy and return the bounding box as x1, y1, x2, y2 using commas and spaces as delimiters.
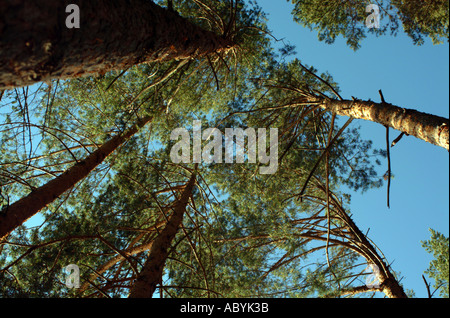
422, 229, 449, 298
288, 0, 449, 50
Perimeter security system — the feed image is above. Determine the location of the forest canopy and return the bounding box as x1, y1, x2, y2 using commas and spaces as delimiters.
0, 0, 448, 299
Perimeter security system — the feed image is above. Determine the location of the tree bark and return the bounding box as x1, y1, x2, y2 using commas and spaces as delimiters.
315, 97, 449, 150
0, 0, 233, 89
218, 182, 409, 298
0, 115, 153, 241
128, 171, 197, 298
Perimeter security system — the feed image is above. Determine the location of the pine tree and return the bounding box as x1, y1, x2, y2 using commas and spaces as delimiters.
128, 170, 197, 298
253, 61, 449, 150
0, 0, 233, 89
288, 0, 449, 50
0, 114, 153, 241
1, 0, 439, 299
422, 229, 449, 298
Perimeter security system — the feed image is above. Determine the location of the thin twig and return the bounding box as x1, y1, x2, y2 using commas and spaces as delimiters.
206, 55, 220, 91
105, 68, 129, 91
326, 114, 339, 288
385, 125, 391, 209
391, 132, 409, 147
380, 90, 391, 208
297, 117, 354, 201
422, 275, 432, 298
299, 62, 343, 101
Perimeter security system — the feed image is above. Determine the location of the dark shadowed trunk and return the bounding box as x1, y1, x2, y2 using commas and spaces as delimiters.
0, 0, 233, 89
0, 115, 153, 241
128, 171, 197, 298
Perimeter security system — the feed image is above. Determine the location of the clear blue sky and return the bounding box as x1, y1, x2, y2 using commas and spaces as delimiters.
257, 0, 449, 297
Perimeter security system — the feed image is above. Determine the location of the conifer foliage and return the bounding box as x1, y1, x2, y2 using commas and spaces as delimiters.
0, 0, 447, 299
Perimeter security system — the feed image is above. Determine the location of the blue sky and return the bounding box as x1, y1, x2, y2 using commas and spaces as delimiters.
257, 0, 449, 297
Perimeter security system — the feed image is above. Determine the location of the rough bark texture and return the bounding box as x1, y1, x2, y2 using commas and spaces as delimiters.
341, 208, 408, 298
379, 277, 408, 298
0, 115, 153, 241
0, 0, 233, 89
128, 172, 197, 298
317, 98, 449, 150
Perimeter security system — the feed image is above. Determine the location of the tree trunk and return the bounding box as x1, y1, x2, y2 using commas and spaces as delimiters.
0, 115, 153, 241
316, 97, 449, 150
128, 171, 197, 298
379, 277, 408, 298
0, 0, 233, 89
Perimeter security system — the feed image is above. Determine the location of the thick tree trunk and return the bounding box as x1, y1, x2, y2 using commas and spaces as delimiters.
316, 97, 449, 150
128, 172, 197, 298
0, 0, 233, 89
379, 276, 408, 298
0, 115, 153, 241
